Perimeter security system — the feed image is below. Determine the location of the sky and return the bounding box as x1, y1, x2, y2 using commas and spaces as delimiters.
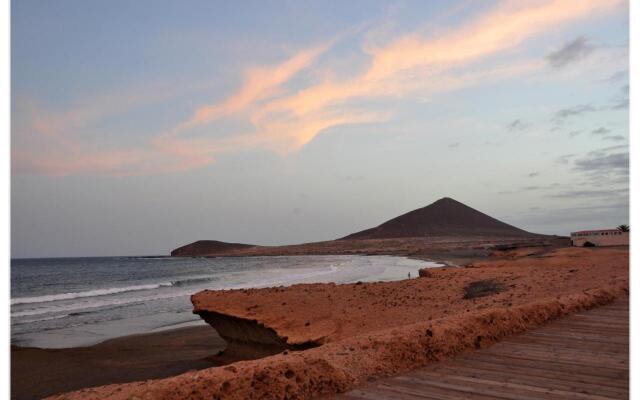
11, 0, 629, 258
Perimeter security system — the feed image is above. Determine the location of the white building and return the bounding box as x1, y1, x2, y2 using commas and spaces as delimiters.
570, 229, 629, 247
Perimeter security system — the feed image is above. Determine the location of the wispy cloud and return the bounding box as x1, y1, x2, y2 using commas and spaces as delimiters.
552, 104, 597, 121
497, 183, 558, 195
11, 84, 220, 176
609, 84, 629, 110
586, 144, 627, 157
556, 153, 576, 164
160, 0, 620, 162
545, 36, 594, 68
506, 119, 530, 132
539, 145, 628, 203
602, 69, 628, 83
591, 127, 611, 135
13, 0, 624, 176
178, 44, 330, 131
549, 103, 600, 130
602, 135, 626, 142
512, 201, 629, 233
363, 1, 616, 81
547, 188, 628, 199
573, 149, 629, 185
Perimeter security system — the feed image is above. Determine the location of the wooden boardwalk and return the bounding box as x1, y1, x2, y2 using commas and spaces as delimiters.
341, 299, 629, 400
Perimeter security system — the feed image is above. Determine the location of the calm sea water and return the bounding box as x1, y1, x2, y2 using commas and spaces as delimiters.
11, 255, 440, 348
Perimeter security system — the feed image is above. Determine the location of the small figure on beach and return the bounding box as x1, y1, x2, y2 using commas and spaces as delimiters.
408, 272, 411, 278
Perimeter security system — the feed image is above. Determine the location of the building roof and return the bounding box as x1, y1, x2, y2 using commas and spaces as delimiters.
571, 229, 624, 235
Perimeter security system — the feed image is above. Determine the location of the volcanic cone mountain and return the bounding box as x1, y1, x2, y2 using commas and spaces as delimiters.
342, 197, 537, 239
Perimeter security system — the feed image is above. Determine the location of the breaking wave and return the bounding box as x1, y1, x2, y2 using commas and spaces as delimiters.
11, 283, 173, 305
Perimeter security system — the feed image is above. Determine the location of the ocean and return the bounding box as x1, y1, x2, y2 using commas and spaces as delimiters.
11, 255, 439, 348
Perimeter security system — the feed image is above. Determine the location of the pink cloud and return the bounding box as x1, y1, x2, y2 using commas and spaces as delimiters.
13, 0, 625, 176
178, 43, 330, 130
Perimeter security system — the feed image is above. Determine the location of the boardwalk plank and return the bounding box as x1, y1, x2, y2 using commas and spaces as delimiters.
451, 357, 628, 390
420, 364, 628, 397
408, 370, 624, 400
337, 299, 628, 400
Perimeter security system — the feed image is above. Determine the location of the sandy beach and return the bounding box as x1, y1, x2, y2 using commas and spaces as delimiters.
11, 326, 227, 400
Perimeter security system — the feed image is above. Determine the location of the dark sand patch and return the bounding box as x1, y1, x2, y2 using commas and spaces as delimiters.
11, 326, 226, 400
463, 279, 505, 299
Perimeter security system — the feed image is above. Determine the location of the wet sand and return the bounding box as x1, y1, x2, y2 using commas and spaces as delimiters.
11, 326, 226, 400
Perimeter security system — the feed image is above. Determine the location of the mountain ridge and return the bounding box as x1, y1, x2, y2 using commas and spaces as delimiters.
341, 197, 536, 240
170, 197, 544, 256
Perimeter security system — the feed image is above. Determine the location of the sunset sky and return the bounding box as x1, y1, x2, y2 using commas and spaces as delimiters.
12, 0, 629, 257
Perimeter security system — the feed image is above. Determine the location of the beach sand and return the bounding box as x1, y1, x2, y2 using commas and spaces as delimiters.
11, 326, 227, 400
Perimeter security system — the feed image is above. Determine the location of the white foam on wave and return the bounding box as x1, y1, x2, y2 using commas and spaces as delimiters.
11, 282, 173, 305
11, 290, 194, 318
11, 258, 432, 320
13, 264, 343, 317
11, 313, 71, 325
11, 274, 228, 308
227, 265, 341, 289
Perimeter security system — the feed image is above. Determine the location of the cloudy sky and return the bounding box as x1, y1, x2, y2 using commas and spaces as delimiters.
12, 0, 629, 257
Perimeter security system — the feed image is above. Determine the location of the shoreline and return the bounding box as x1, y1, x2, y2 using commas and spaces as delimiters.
11, 325, 229, 400
50, 246, 628, 399
10, 253, 439, 399
11, 253, 435, 350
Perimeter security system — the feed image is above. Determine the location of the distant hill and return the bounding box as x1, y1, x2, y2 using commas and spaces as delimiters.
341, 197, 537, 240
170, 240, 255, 256
171, 198, 543, 256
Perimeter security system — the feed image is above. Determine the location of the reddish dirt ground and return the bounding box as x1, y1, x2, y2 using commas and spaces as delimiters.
191, 246, 627, 346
